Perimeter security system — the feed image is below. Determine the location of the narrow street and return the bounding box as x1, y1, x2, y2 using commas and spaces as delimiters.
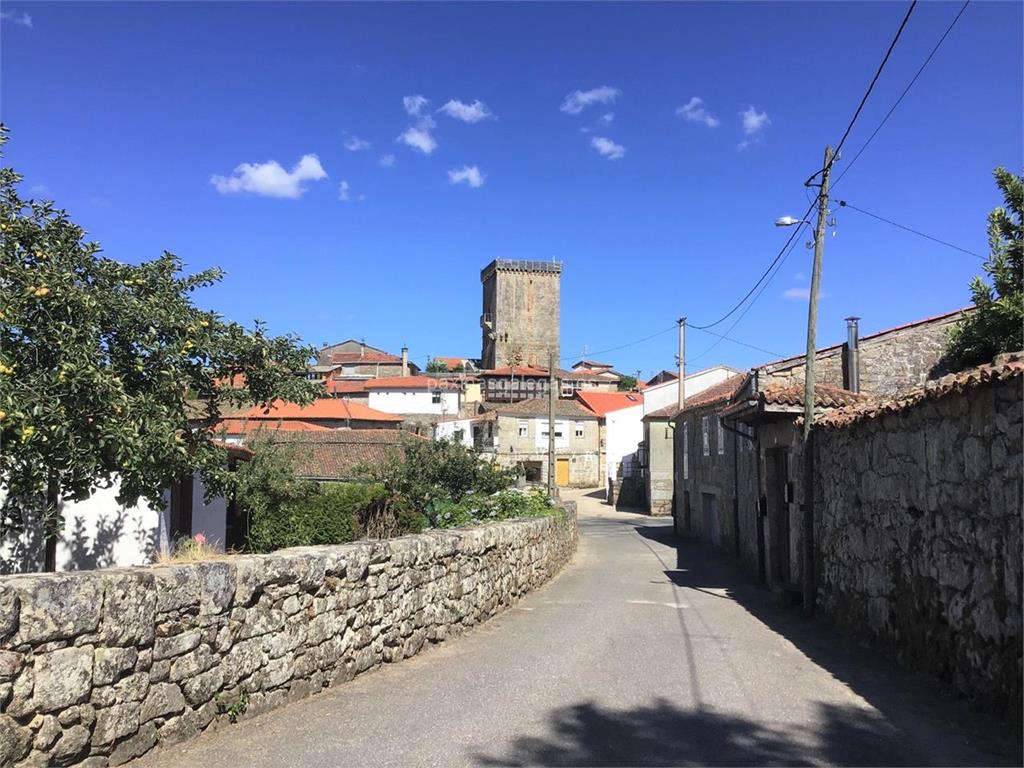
133, 490, 1014, 767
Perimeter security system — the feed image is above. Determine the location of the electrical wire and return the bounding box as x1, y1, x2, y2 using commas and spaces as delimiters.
559, 324, 677, 365
689, 200, 816, 331
832, 0, 970, 190
829, 0, 918, 171
838, 200, 986, 260
690, 326, 784, 359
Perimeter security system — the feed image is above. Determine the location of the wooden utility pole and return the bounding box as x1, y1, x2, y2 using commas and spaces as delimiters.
677, 318, 686, 410
547, 351, 557, 496
802, 146, 833, 615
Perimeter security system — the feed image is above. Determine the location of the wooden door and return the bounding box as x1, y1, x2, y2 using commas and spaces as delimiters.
555, 458, 570, 487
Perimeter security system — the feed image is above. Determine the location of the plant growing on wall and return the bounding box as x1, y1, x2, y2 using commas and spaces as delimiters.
0, 128, 320, 567
426, 359, 449, 372
943, 167, 1023, 370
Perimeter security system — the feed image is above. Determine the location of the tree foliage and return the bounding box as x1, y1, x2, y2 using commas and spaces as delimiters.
425, 359, 449, 373
0, 128, 320, 541
617, 374, 638, 391
944, 167, 1024, 370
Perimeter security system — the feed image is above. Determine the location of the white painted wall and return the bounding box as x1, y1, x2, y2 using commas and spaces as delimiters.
605, 404, 645, 479
1, 473, 228, 574
433, 418, 474, 447
368, 389, 460, 416
642, 365, 742, 416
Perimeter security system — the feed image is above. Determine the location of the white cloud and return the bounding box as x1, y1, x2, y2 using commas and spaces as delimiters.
741, 106, 771, 135
338, 181, 351, 201
447, 166, 485, 188
1, 10, 32, 28
601, 112, 615, 124
676, 97, 720, 128
343, 135, 371, 151
590, 136, 625, 160
783, 286, 827, 301
379, 154, 396, 168
403, 95, 429, 116
439, 99, 494, 123
210, 154, 327, 198
561, 86, 620, 115
398, 118, 438, 155
28, 183, 51, 196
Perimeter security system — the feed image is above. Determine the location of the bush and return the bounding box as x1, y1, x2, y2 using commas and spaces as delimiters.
428, 487, 559, 529
247, 482, 384, 553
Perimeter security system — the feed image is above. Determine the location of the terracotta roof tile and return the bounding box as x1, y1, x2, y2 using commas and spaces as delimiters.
324, 379, 369, 395
242, 399, 402, 422
216, 418, 331, 436
575, 391, 643, 417
364, 375, 449, 390
682, 374, 748, 413
817, 353, 1023, 429
329, 350, 403, 364
761, 383, 867, 409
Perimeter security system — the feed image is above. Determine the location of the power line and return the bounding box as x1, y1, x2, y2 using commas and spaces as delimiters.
690, 326, 784, 359
692, 1, 919, 334
838, 200, 986, 260
559, 324, 677, 365
830, 0, 918, 170
689, 200, 816, 331
833, 0, 970, 190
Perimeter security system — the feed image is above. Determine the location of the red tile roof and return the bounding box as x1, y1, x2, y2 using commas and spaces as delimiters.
572, 360, 615, 369
817, 353, 1023, 429
324, 379, 369, 395
209, 439, 254, 459
681, 374, 748, 413
575, 391, 643, 417
242, 399, 402, 422
761, 383, 867, 409
432, 357, 469, 368
364, 375, 448, 390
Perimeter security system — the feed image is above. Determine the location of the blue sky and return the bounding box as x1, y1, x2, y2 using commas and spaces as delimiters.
3, 1, 1021, 379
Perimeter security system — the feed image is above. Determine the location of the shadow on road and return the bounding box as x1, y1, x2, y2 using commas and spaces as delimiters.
629, 522, 1022, 767
475, 697, 918, 767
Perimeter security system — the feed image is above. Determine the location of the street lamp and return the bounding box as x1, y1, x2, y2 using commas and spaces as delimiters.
774, 216, 809, 227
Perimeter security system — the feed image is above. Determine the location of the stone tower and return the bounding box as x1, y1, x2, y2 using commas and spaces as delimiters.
480, 259, 562, 370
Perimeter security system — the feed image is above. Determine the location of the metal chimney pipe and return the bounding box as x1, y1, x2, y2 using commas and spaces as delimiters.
845, 316, 860, 393
401, 347, 409, 377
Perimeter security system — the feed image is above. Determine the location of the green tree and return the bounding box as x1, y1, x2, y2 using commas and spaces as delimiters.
0, 129, 320, 566
617, 374, 638, 391
944, 167, 1024, 370
425, 359, 449, 373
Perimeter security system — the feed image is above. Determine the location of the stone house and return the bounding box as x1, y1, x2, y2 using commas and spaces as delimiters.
674, 307, 974, 592
475, 398, 601, 487
479, 366, 554, 403
638, 364, 743, 515
316, 339, 420, 378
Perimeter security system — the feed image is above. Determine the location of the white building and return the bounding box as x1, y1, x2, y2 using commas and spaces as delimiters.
642, 365, 742, 416
365, 376, 461, 416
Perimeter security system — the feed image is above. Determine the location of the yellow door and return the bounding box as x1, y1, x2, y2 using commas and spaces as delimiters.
555, 458, 570, 487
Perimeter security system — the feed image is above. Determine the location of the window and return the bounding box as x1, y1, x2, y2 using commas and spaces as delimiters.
574, 422, 584, 438
701, 416, 710, 456
717, 416, 725, 455
518, 420, 529, 438
683, 422, 689, 480
431, 390, 442, 404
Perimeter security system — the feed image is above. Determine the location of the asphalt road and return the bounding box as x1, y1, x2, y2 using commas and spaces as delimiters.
134, 490, 1015, 767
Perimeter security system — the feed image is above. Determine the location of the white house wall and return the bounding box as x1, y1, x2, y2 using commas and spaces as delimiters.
434, 419, 475, 447
605, 404, 645, 479
368, 389, 460, 416
643, 366, 740, 416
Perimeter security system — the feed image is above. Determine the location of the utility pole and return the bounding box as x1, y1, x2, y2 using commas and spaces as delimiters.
802, 146, 832, 615
547, 351, 557, 497
677, 318, 686, 411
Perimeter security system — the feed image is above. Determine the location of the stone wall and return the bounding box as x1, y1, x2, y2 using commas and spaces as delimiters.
760, 309, 966, 396
0, 509, 577, 766
814, 376, 1021, 712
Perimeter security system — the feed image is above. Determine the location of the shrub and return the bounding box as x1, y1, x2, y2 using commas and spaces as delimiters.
247, 482, 384, 553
